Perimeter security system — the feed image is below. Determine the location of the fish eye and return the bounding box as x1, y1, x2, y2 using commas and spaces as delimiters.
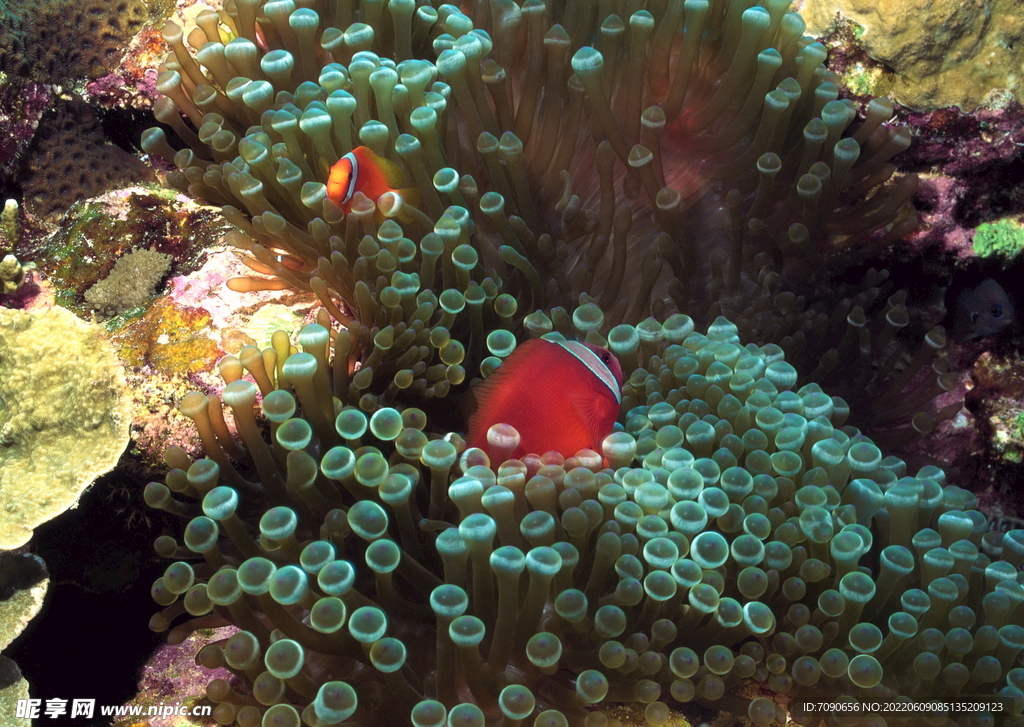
601, 352, 611, 363
991, 304, 1003, 318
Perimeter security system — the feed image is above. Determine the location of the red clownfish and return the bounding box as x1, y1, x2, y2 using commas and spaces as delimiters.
326, 146, 418, 213
467, 337, 624, 461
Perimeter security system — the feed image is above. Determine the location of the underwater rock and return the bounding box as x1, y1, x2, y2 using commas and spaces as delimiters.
802, 0, 1024, 110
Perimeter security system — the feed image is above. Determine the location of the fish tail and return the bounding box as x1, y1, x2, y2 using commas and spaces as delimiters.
398, 186, 421, 208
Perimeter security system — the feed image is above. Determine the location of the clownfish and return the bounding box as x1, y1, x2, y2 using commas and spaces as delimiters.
467, 337, 624, 461
326, 146, 418, 213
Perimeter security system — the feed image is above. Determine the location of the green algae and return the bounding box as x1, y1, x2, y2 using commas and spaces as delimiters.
972, 218, 1024, 260
36, 187, 224, 313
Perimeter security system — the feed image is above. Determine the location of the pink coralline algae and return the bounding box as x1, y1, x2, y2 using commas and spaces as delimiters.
117, 626, 237, 727
0, 81, 52, 187
900, 103, 1024, 258
84, 70, 159, 109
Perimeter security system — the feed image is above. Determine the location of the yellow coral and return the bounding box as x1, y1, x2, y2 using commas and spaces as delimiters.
0, 306, 131, 549
84, 247, 172, 317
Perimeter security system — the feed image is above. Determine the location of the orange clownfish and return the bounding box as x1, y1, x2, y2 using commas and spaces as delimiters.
467, 337, 624, 461
326, 146, 418, 213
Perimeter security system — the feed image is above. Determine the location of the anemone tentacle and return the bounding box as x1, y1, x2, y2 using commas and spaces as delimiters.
148, 306, 1024, 727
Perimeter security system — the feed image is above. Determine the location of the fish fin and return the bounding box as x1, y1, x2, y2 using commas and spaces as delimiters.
459, 384, 481, 424
373, 153, 408, 188
562, 387, 617, 441
465, 339, 544, 446
399, 186, 421, 208
465, 363, 515, 444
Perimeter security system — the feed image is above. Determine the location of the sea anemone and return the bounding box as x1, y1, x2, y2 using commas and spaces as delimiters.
141, 0, 924, 398
145, 308, 1024, 726
136, 2, 997, 722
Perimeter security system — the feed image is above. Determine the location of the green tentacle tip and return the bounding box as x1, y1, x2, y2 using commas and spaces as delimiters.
575, 669, 609, 704
260, 506, 298, 541
162, 562, 194, 594
321, 446, 356, 480
366, 538, 401, 573
183, 516, 219, 553
237, 557, 276, 595
299, 541, 336, 574
486, 329, 517, 357
276, 417, 313, 450
270, 564, 308, 605
207, 568, 242, 606
202, 486, 238, 520
310, 597, 346, 633
348, 605, 388, 643
317, 559, 356, 596
526, 632, 562, 669
498, 684, 536, 720
445, 704, 485, 727
264, 638, 304, 679
314, 682, 358, 723
348, 500, 389, 540
369, 407, 404, 440
335, 408, 369, 440
411, 700, 446, 727
369, 636, 407, 672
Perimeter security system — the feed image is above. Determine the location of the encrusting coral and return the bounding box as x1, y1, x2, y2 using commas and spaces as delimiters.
0, 552, 48, 727
146, 307, 1024, 726
0, 306, 132, 550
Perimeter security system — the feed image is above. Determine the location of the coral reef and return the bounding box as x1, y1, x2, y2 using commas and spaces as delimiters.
20, 98, 156, 221
801, 0, 1024, 111
85, 247, 173, 316
0, 254, 24, 293
0, 553, 48, 648
0, 306, 132, 549
0, 199, 24, 293
24, 185, 221, 312
113, 626, 236, 727
0, 0, 149, 84
0, 553, 47, 727
0, 80, 50, 191
889, 101, 1024, 267
147, 310, 1024, 725
965, 350, 1024, 471
114, 242, 332, 476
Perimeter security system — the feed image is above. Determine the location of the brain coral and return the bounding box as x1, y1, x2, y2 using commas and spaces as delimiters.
146, 308, 1024, 727
0, 0, 149, 83
0, 306, 132, 550
21, 99, 156, 221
